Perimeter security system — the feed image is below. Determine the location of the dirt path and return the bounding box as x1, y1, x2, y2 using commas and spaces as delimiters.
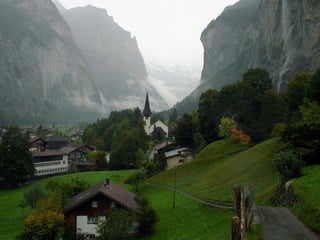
258, 206, 319, 240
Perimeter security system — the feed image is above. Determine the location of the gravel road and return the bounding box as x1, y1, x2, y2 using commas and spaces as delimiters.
258, 206, 319, 240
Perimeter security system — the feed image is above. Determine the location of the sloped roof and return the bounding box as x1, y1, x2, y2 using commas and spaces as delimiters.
142, 93, 152, 117
63, 179, 140, 214
164, 147, 191, 158
153, 141, 173, 151
32, 147, 78, 157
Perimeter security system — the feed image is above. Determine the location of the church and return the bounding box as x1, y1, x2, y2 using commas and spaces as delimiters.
142, 93, 169, 138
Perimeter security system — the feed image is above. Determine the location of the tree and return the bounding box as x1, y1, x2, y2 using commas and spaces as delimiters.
242, 68, 272, 93
96, 208, 136, 240
20, 184, 45, 209
124, 170, 146, 193
110, 129, 139, 170
218, 117, 237, 138
272, 150, 304, 184
23, 191, 64, 240
230, 128, 250, 145
168, 108, 178, 138
198, 89, 219, 143
88, 151, 108, 171
309, 68, 320, 103
0, 126, 34, 188
135, 197, 159, 236
281, 101, 320, 165
285, 71, 312, 114
174, 113, 195, 148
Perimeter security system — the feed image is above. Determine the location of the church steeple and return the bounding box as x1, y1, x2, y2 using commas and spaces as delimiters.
142, 93, 152, 118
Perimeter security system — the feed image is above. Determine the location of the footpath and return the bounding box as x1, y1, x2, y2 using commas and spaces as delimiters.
258, 206, 319, 240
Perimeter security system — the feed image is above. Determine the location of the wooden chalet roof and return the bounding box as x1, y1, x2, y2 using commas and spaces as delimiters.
153, 141, 173, 151
63, 179, 140, 214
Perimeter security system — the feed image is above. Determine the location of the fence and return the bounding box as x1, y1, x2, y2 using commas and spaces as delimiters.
231, 184, 255, 240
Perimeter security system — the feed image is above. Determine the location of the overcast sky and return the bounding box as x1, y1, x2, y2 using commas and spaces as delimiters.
58, 0, 238, 68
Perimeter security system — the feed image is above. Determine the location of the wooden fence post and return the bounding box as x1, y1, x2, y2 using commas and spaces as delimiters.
240, 187, 247, 240
234, 185, 242, 217
231, 216, 241, 240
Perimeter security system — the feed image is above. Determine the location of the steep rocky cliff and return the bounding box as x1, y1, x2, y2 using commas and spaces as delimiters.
61, 5, 167, 112
201, 0, 320, 91
0, 0, 102, 123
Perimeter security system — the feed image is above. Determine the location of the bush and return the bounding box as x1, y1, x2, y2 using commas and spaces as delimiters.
96, 208, 136, 240
135, 197, 159, 236
230, 128, 250, 145
272, 150, 304, 184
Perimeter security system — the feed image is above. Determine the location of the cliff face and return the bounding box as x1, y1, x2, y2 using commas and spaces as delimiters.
201, 0, 320, 91
0, 0, 102, 123
61, 5, 167, 111
0, 0, 167, 124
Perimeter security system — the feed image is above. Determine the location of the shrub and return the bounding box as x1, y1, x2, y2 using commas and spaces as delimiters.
218, 117, 237, 138
272, 150, 304, 184
230, 128, 250, 145
135, 197, 159, 236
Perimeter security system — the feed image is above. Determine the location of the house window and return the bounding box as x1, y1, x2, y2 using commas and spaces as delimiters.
87, 216, 98, 224
92, 201, 98, 208
179, 159, 185, 164
111, 202, 116, 208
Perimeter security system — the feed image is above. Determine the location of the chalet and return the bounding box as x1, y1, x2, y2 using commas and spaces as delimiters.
148, 141, 174, 160
45, 135, 68, 150
63, 179, 140, 239
70, 133, 83, 142
32, 146, 89, 176
29, 137, 45, 152
164, 147, 193, 169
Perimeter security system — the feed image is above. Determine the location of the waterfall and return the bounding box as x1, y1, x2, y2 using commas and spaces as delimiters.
281, 0, 290, 47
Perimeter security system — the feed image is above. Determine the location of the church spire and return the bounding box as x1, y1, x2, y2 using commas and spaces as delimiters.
142, 93, 152, 118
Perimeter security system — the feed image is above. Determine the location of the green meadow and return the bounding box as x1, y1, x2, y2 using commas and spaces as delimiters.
1, 138, 318, 239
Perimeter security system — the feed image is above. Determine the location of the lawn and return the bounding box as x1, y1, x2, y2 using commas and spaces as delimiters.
0, 170, 134, 240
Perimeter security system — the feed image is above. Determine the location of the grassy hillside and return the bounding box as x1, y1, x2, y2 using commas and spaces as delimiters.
0, 138, 280, 239
292, 165, 320, 232
0, 170, 134, 240
138, 183, 233, 240
150, 138, 279, 203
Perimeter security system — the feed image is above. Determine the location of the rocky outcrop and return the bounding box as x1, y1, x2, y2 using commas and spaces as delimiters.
61, 5, 167, 112
201, 0, 320, 91
0, 0, 102, 123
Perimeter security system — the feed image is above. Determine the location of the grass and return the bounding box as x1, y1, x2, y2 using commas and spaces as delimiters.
247, 224, 262, 240
0, 170, 134, 240
0, 138, 281, 239
138, 183, 233, 240
291, 165, 320, 232
149, 138, 279, 204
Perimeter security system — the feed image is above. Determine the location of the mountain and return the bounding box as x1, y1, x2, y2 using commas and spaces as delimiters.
60, 5, 168, 112
146, 61, 200, 106
0, 0, 102, 124
201, 0, 320, 91
175, 0, 320, 115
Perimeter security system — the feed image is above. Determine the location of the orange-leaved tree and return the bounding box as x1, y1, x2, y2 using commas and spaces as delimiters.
230, 128, 250, 145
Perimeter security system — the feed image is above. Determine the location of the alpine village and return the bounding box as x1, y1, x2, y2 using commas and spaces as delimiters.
0, 0, 320, 240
